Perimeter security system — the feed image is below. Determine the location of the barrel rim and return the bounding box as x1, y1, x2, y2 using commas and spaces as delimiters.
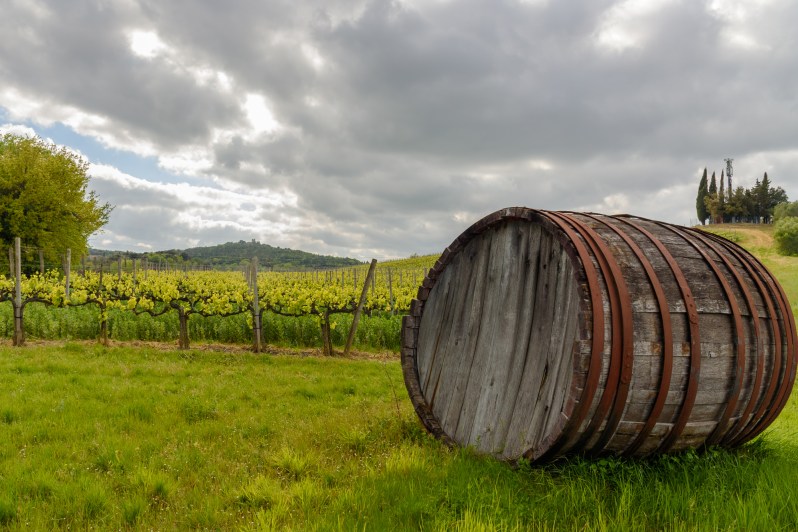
400, 206, 591, 461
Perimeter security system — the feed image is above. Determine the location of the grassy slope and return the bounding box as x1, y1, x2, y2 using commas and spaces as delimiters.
0, 227, 796, 530
699, 223, 798, 316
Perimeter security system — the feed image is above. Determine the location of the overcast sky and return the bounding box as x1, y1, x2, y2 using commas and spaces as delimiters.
2, 0, 797, 260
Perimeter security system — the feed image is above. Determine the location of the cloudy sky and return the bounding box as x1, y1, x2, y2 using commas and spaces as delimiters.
2, 0, 797, 260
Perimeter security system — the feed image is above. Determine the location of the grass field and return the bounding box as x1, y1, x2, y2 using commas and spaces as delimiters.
0, 225, 796, 530
1, 344, 796, 531
0, 305, 404, 353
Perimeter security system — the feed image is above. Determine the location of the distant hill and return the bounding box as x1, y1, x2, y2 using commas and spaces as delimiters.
89, 240, 363, 271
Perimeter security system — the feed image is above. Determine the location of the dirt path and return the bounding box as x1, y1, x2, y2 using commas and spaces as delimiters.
698, 224, 775, 249
0, 338, 398, 360
732, 227, 774, 248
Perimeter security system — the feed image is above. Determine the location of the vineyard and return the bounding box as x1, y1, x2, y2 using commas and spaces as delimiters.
0, 251, 438, 353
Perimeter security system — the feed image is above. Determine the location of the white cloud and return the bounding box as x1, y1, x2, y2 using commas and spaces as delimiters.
9, 0, 50, 20
1, 88, 159, 158
90, 163, 297, 210
301, 43, 326, 71
708, 0, 779, 52
156, 146, 215, 176
0, 123, 38, 137
594, 0, 678, 52
87, 162, 303, 252
128, 29, 169, 59
243, 93, 281, 136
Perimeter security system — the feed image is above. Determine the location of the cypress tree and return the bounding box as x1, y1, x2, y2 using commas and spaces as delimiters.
696, 168, 709, 225
706, 172, 719, 223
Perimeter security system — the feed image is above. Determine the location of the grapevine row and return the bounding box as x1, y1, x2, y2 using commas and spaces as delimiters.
0, 259, 435, 351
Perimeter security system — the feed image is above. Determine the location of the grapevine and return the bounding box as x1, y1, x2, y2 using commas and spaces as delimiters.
0, 254, 438, 350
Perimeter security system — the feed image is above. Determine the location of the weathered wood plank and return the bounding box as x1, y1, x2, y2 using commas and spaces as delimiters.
484, 224, 543, 454
503, 238, 580, 458
429, 231, 491, 433
467, 222, 532, 450
453, 223, 509, 445
403, 209, 796, 462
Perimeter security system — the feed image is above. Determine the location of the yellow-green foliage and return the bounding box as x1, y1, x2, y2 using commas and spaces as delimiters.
774, 217, 798, 256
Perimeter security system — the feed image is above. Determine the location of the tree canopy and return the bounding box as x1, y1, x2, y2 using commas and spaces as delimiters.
700, 168, 787, 224
773, 200, 798, 222
0, 133, 112, 262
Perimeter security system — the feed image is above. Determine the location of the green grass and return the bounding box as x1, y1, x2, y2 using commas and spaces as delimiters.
0, 226, 797, 529
0, 346, 412, 529
0, 344, 796, 530
699, 223, 798, 317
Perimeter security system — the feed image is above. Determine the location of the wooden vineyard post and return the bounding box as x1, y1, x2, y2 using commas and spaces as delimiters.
13, 237, 24, 347
99, 304, 109, 347
98, 258, 109, 347
64, 249, 71, 300
344, 259, 377, 356
39, 249, 44, 274
387, 268, 394, 314
321, 310, 333, 356
178, 307, 189, 350
251, 257, 262, 353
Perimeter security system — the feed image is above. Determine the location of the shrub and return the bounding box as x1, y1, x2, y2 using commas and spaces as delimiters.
773, 216, 798, 255
773, 201, 798, 222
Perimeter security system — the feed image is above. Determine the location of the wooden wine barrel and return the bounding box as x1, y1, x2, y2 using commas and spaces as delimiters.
401, 208, 797, 462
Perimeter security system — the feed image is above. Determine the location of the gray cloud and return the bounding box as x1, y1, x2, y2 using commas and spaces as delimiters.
3, 0, 798, 259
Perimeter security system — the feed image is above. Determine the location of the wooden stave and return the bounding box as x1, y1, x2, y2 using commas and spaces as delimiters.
401, 208, 797, 462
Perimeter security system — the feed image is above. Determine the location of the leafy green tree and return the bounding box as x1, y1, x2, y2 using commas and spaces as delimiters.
757, 174, 771, 221
725, 186, 750, 222
695, 166, 788, 224
750, 177, 763, 221
774, 216, 798, 255
705, 193, 720, 224
696, 168, 709, 224
705, 172, 721, 223
0, 133, 112, 264
766, 181, 788, 222
774, 201, 798, 222
752, 172, 788, 223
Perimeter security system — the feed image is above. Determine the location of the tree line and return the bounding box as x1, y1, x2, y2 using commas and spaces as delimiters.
88, 240, 363, 273
695, 168, 787, 225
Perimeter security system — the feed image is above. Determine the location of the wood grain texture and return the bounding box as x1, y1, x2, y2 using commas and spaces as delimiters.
401, 208, 797, 462
415, 220, 580, 459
